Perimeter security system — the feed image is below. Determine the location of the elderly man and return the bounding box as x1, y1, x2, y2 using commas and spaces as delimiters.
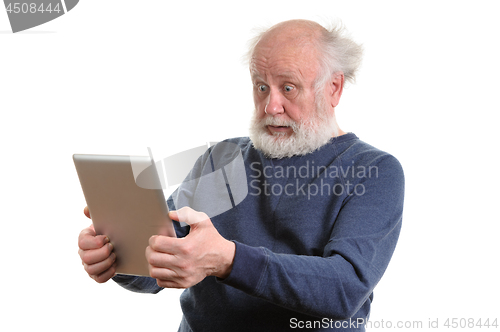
78, 20, 404, 331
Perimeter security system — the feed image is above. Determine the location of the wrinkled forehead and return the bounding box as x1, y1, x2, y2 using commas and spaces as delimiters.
250, 36, 320, 81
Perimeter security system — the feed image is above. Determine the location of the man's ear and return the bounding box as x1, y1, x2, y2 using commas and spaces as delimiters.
328, 72, 344, 108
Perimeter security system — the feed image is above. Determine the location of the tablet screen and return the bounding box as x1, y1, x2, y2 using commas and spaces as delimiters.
74, 154, 176, 276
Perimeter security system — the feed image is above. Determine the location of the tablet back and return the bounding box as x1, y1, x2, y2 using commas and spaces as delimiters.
73, 154, 176, 276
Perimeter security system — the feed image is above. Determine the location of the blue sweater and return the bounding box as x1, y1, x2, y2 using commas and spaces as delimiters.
113, 133, 405, 331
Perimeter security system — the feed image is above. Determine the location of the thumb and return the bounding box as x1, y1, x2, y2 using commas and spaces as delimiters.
84, 206, 91, 219
169, 207, 210, 228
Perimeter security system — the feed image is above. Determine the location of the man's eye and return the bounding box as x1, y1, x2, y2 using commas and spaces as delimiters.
284, 85, 294, 92
258, 85, 267, 92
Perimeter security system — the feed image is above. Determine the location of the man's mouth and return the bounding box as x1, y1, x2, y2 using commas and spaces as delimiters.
267, 125, 292, 134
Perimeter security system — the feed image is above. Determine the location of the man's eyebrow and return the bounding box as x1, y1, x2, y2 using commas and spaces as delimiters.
251, 72, 264, 81
250, 71, 301, 82
277, 72, 300, 81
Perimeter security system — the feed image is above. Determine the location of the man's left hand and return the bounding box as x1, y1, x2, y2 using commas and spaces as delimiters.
146, 207, 236, 288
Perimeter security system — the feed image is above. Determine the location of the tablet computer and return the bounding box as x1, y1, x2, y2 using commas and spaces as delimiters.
73, 153, 176, 276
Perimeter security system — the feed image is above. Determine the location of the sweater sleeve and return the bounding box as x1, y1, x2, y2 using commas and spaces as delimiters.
219, 155, 405, 320
112, 274, 163, 294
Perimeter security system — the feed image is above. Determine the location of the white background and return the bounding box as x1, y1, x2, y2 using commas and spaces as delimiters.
1, 1, 499, 331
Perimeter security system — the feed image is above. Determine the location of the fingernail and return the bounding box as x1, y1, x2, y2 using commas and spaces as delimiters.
104, 236, 110, 244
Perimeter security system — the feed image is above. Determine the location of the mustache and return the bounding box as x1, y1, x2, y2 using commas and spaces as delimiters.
262, 116, 299, 129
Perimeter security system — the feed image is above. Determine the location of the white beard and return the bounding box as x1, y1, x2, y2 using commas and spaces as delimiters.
249, 97, 339, 159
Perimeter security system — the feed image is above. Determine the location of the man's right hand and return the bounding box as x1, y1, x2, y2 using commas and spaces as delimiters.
78, 206, 117, 283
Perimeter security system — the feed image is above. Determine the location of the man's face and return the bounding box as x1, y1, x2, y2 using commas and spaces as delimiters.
248, 34, 338, 158
250, 38, 321, 137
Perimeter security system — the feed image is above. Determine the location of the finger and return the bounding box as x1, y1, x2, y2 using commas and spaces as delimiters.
174, 207, 209, 226
168, 210, 178, 221
80, 242, 114, 265
152, 268, 191, 289
149, 235, 188, 255
146, 245, 178, 268
156, 278, 184, 289
148, 235, 181, 254
149, 264, 178, 280
78, 227, 109, 250
80, 224, 96, 237
85, 252, 116, 276
83, 206, 91, 219
92, 262, 117, 284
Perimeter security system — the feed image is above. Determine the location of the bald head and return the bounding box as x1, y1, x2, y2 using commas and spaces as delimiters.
257, 19, 325, 47
246, 19, 363, 86
251, 20, 324, 68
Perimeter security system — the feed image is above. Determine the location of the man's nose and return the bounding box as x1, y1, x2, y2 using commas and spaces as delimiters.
265, 90, 285, 115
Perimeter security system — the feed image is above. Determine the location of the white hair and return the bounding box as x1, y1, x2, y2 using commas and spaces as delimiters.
244, 20, 363, 90
314, 21, 363, 92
